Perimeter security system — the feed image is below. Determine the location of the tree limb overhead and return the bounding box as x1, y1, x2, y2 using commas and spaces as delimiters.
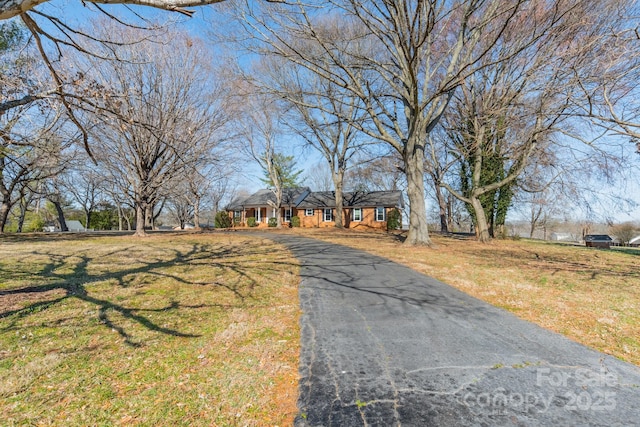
0, 0, 227, 20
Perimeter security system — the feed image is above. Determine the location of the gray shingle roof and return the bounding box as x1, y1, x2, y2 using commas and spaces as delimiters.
584, 234, 613, 242
295, 190, 404, 209
227, 188, 404, 210
227, 187, 310, 209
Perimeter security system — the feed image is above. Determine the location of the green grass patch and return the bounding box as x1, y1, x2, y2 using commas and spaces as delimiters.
0, 232, 300, 426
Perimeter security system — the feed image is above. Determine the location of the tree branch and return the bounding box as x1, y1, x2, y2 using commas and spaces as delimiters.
1, 0, 230, 20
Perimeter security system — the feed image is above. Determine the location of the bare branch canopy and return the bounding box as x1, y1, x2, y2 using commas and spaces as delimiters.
0, 0, 227, 20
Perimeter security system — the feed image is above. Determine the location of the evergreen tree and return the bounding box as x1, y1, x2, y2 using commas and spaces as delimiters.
260, 153, 303, 189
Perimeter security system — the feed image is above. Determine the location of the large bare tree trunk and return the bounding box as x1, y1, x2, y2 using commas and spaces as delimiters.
134, 203, 147, 237
144, 205, 153, 230
193, 199, 201, 230
16, 192, 35, 232
51, 199, 68, 231
271, 186, 283, 228
17, 208, 26, 233
435, 183, 448, 233
529, 205, 543, 239
116, 203, 124, 231
404, 142, 431, 245
470, 196, 491, 243
0, 201, 10, 233
447, 194, 455, 232
333, 170, 345, 228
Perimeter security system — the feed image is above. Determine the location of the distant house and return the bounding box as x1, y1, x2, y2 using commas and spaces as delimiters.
630, 235, 640, 247
550, 232, 575, 242
66, 220, 86, 232
227, 188, 404, 230
43, 223, 59, 232
584, 234, 613, 248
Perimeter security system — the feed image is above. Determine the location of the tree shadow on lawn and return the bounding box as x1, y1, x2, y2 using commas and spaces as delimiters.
0, 240, 294, 347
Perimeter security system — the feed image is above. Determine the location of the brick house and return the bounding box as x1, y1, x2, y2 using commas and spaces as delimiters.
227, 187, 404, 230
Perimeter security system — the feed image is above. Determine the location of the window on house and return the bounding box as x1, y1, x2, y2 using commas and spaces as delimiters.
305, 208, 314, 217
375, 207, 386, 221
283, 208, 292, 222
352, 208, 362, 221
234, 210, 242, 220
323, 208, 333, 222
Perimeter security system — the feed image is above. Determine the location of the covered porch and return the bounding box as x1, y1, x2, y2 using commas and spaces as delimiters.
241, 206, 294, 226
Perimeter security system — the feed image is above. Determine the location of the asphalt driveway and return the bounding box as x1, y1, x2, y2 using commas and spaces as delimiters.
266, 234, 640, 426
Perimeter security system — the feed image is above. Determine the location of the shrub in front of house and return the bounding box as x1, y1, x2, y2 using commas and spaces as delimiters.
387, 208, 401, 231
214, 211, 232, 228
247, 217, 257, 227
290, 216, 300, 227
268, 217, 278, 227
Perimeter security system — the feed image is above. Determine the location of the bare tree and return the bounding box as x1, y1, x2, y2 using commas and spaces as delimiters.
345, 153, 404, 193
2, 1, 232, 166
285, 93, 366, 227
13, 183, 38, 232
104, 185, 135, 231
208, 176, 233, 223
167, 163, 231, 229
230, 0, 578, 245
424, 130, 459, 233
251, 54, 371, 228
565, 2, 640, 148
433, 1, 632, 242
0, 104, 71, 232
166, 192, 194, 229
62, 160, 104, 230
80, 27, 229, 236
515, 187, 566, 240
0, 22, 68, 232
610, 222, 640, 246
305, 162, 333, 192
182, 170, 208, 229
41, 175, 71, 231
237, 91, 293, 228
0, 20, 57, 114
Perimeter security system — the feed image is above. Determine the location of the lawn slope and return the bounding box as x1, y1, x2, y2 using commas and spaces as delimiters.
0, 232, 299, 426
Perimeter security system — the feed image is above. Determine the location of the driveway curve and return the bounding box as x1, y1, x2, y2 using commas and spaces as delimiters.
263, 233, 640, 426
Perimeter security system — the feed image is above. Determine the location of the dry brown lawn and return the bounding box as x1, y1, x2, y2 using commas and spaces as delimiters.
287, 228, 640, 367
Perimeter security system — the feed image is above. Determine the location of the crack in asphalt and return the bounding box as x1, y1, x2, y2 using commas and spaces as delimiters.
350, 301, 402, 426
259, 233, 640, 426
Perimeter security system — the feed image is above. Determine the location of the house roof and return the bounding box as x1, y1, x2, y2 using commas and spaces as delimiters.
296, 190, 404, 209
227, 188, 404, 210
227, 187, 311, 210
66, 220, 85, 231
584, 234, 613, 242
